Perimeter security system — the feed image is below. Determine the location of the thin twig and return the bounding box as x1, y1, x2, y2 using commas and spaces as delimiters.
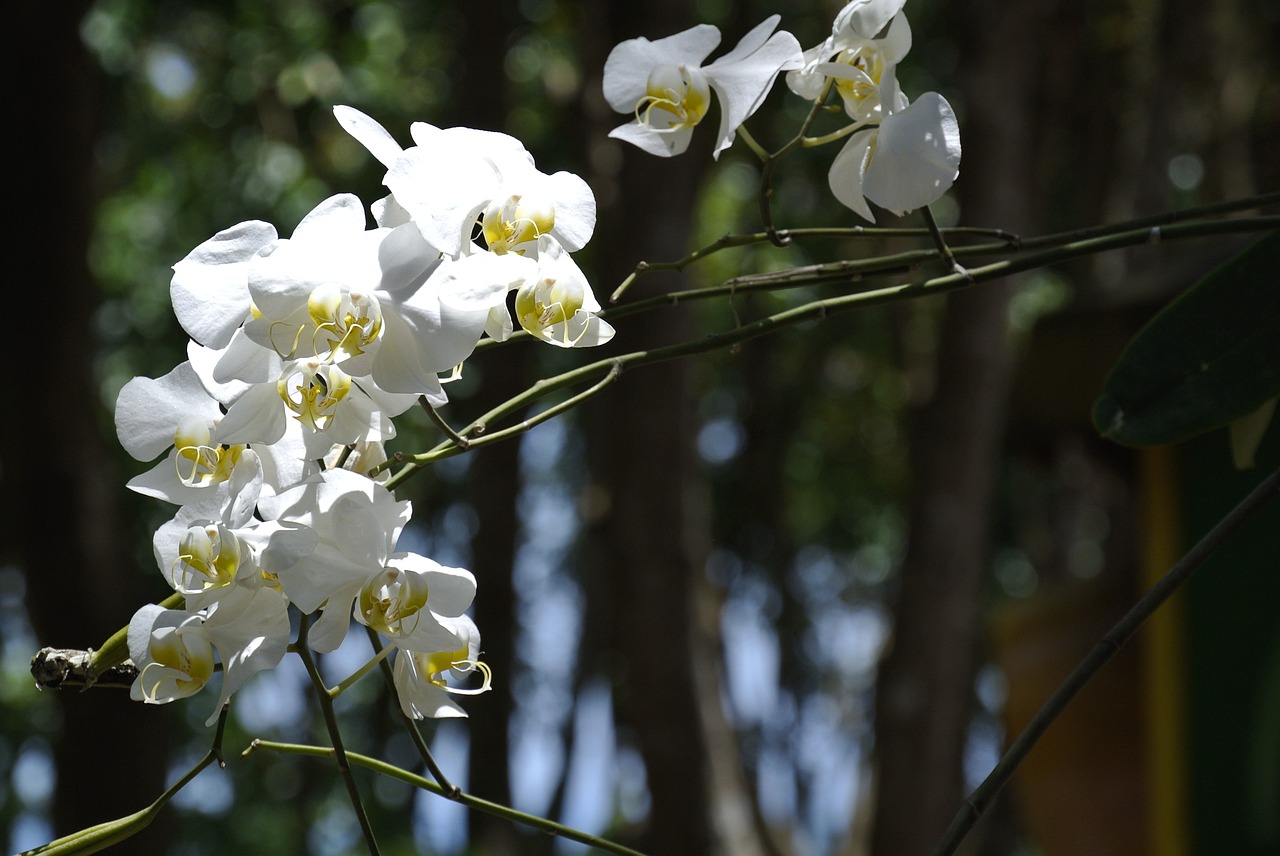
929, 463, 1280, 856
606, 226, 1019, 303
382, 361, 623, 488
606, 190, 1280, 305
19, 709, 229, 855
921, 204, 973, 282
420, 396, 471, 448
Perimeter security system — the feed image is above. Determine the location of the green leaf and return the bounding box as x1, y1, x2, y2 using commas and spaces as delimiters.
1093, 230, 1280, 446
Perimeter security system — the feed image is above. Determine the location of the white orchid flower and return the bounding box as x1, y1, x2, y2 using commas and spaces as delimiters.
392, 614, 491, 720
358, 552, 477, 653
115, 359, 313, 505
151, 449, 318, 609
241, 194, 494, 398
828, 89, 961, 222
204, 353, 415, 460
259, 467, 412, 652
787, 0, 912, 122
334, 105, 596, 261
511, 236, 615, 348
128, 586, 290, 726
603, 15, 803, 159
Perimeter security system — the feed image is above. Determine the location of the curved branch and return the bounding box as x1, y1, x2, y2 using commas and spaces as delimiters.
20, 709, 230, 855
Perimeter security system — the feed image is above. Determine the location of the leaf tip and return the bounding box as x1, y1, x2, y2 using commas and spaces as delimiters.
1092, 394, 1126, 441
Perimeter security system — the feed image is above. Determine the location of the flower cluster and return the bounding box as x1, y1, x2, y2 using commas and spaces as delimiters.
116, 107, 610, 725
114, 2, 957, 730
604, 0, 961, 221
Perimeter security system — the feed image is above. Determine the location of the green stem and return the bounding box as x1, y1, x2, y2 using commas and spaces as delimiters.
608, 191, 1280, 303
361, 625, 458, 795
329, 642, 395, 699
420, 395, 471, 448
734, 124, 769, 161
295, 614, 382, 856
920, 204, 970, 279
801, 118, 870, 147
754, 80, 838, 255
383, 216, 1280, 485
776, 77, 836, 158
330, 443, 354, 470
606, 225, 1021, 303
87, 591, 184, 679
381, 361, 622, 488
244, 740, 649, 856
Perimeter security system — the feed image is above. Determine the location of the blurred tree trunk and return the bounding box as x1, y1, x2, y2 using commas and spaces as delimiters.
6, 6, 171, 853
465, 386, 522, 855
867, 0, 1047, 852
450, 4, 523, 852
576, 2, 765, 852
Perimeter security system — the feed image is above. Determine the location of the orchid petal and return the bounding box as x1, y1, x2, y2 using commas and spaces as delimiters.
333, 105, 405, 169
115, 362, 222, 461
862, 92, 961, 214
171, 221, 276, 349
828, 128, 878, 222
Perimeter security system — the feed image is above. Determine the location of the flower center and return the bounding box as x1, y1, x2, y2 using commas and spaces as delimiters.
308, 284, 383, 360
173, 524, 245, 595
277, 359, 352, 432
143, 625, 215, 700
174, 416, 246, 488
635, 64, 711, 132
832, 45, 889, 121
358, 566, 431, 638
481, 195, 555, 255
514, 276, 584, 338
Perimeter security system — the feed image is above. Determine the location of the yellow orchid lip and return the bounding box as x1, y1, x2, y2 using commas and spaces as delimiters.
414, 649, 493, 696
307, 283, 383, 359
140, 626, 215, 702
174, 416, 246, 488
634, 63, 711, 133
277, 360, 352, 431
481, 194, 556, 255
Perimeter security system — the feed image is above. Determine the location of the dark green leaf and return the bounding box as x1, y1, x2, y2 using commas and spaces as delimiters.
1093, 230, 1280, 446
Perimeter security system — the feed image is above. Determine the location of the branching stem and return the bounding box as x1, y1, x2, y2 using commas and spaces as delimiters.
386, 214, 1280, 487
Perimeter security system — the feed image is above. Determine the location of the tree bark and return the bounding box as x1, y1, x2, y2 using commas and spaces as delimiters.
867, 0, 1046, 851
445, 4, 525, 852
576, 2, 727, 851
6, 6, 171, 853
